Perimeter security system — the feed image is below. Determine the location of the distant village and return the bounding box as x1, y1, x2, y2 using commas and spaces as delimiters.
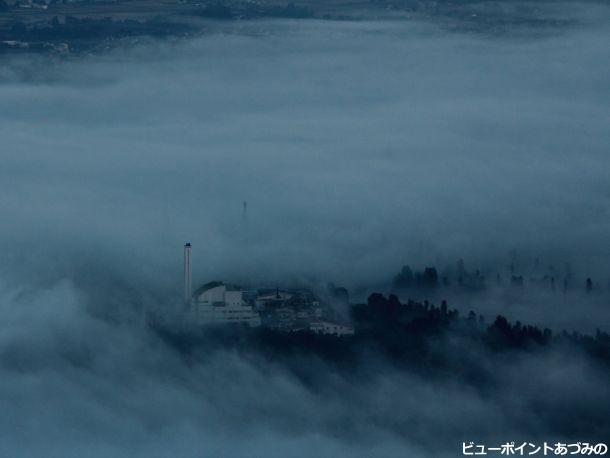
0, 0, 315, 55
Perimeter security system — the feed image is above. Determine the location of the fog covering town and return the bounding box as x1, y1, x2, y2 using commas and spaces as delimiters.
1, 0, 610, 456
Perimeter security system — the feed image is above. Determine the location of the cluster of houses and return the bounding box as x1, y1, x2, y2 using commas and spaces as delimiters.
183, 244, 354, 337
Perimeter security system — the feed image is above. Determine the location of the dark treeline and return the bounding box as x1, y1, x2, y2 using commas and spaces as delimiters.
392, 258, 608, 294
355, 293, 608, 357
154, 293, 610, 386
151, 292, 610, 441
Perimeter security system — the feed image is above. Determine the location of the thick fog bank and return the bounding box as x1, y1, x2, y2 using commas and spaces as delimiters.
2, 17, 610, 291
1, 11, 610, 456
1, 280, 609, 457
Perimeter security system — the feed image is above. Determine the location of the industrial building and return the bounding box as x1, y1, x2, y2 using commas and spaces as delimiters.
183, 243, 261, 327
190, 281, 262, 327
182, 243, 354, 335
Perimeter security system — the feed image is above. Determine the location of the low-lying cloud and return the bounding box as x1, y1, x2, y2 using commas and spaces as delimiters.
1, 5, 610, 456
2, 15, 610, 291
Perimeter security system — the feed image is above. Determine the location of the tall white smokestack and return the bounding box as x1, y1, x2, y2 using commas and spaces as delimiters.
184, 243, 192, 303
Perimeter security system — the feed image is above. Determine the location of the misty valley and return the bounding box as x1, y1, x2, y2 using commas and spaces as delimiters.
1, 0, 610, 456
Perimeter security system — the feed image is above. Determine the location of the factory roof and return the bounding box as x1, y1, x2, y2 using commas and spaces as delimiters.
192, 281, 224, 297
192, 281, 244, 297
